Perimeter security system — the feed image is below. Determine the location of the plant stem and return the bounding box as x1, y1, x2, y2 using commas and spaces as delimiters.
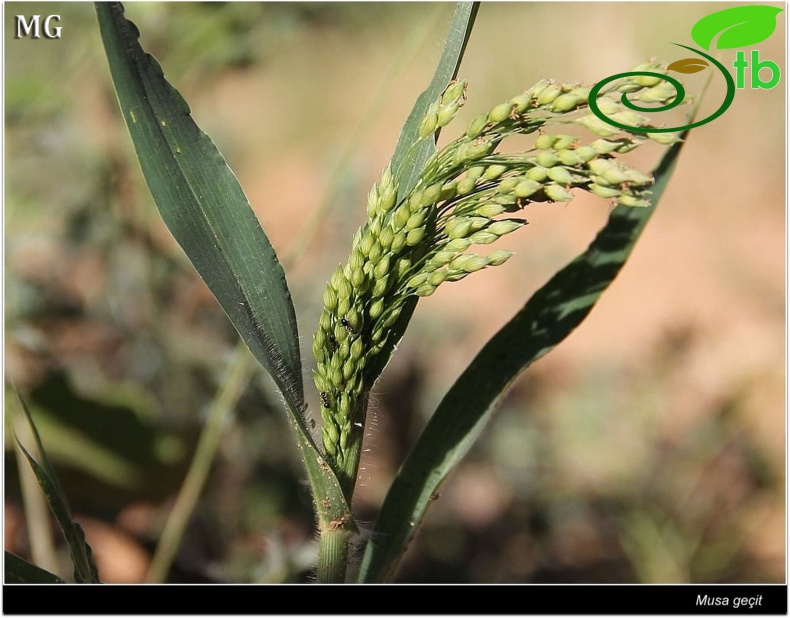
315, 527, 352, 583
145, 343, 253, 583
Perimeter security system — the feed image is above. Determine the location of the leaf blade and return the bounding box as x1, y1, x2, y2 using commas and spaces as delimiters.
390, 2, 479, 201
96, 1, 354, 546
95, 2, 304, 410
12, 393, 100, 584
4, 552, 66, 584
358, 136, 689, 582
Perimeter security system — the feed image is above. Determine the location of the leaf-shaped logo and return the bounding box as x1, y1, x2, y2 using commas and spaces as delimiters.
668, 58, 710, 74
691, 5, 784, 50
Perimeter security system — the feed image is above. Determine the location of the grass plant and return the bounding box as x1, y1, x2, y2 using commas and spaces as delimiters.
8, 1, 697, 584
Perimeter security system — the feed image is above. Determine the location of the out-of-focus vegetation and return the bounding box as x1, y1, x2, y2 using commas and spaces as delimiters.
4, 2, 784, 583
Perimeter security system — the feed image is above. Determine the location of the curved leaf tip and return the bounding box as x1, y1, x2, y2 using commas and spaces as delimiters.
691, 5, 783, 50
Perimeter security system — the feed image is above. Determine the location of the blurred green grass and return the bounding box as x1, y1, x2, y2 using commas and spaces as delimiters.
4, 2, 785, 583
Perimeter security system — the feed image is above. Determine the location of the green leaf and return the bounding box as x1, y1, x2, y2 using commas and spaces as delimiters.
96, 2, 354, 551
4, 552, 65, 584
390, 2, 479, 201
12, 392, 101, 583
691, 5, 783, 50
358, 136, 689, 582
95, 2, 303, 411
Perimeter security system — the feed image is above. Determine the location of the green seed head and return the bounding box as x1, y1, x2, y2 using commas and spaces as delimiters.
319, 310, 332, 332
443, 79, 467, 105
369, 297, 385, 318
534, 133, 558, 150
647, 132, 682, 145
553, 135, 578, 150
511, 93, 531, 113
390, 231, 407, 254
406, 210, 427, 230
574, 146, 596, 162
488, 219, 524, 236
497, 176, 520, 194
415, 283, 436, 297
595, 97, 621, 116
588, 183, 621, 199
378, 226, 394, 249
440, 181, 458, 202
547, 166, 573, 185
420, 182, 443, 208
406, 227, 426, 247
452, 254, 488, 273
632, 73, 663, 87
486, 249, 515, 266
588, 159, 629, 185
467, 166, 485, 181
525, 166, 548, 182
576, 114, 619, 137
429, 250, 457, 268
337, 295, 351, 317
428, 269, 448, 286
536, 84, 562, 106
419, 110, 439, 139
445, 217, 472, 240
465, 113, 489, 139
374, 254, 391, 280
396, 257, 412, 279
514, 179, 542, 198
445, 237, 472, 252
536, 151, 559, 168
589, 138, 620, 155
488, 101, 514, 123
437, 102, 460, 127
366, 185, 379, 218
405, 272, 427, 290
610, 110, 647, 128
624, 169, 653, 186
371, 275, 391, 297
551, 92, 585, 113
358, 233, 375, 256
545, 183, 573, 202
617, 194, 651, 208
456, 177, 477, 195
323, 286, 338, 311
557, 149, 584, 167
475, 202, 507, 218
468, 230, 498, 245
368, 241, 382, 265
484, 164, 508, 181
393, 203, 411, 229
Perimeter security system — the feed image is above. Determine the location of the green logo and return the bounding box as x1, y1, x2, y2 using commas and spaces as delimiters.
590, 5, 784, 133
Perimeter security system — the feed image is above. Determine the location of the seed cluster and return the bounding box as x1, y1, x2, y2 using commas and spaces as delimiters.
313, 61, 683, 470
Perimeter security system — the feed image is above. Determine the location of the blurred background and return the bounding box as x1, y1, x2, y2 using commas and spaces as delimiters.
4, 2, 785, 583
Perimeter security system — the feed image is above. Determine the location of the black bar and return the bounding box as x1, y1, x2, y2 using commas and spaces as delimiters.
2, 583, 787, 615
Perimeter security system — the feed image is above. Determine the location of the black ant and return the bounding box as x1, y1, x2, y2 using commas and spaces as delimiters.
320, 392, 331, 409
340, 317, 358, 335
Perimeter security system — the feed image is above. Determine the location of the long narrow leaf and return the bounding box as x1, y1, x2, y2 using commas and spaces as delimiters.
359, 136, 688, 582
4, 552, 65, 584
95, 2, 352, 541
12, 393, 100, 583
95, 2, 303, 411
390, 2, 479, 200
